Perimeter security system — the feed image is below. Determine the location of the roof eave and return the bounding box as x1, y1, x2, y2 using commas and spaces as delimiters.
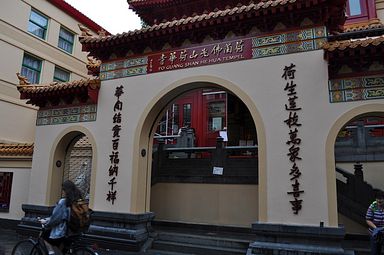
47, 0, 111, 35
81, 0, 347, 59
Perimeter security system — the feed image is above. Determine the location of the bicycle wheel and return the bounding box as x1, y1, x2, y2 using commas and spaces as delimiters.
12, 239, 43, 255
72, 247, 97, 255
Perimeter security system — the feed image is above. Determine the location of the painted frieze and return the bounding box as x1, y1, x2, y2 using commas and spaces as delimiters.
329, 76, 384, 103
36, 105, 97, 126
100, 26, 327, 81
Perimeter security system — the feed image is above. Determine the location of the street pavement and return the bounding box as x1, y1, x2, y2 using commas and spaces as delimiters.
0, 227, 150, 255
0, 228, 23, 255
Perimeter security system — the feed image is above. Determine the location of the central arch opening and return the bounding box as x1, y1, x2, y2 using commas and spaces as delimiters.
149, 83, 259, 227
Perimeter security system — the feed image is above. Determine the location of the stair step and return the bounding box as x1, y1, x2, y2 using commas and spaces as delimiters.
352, 247, 384, 255
157, 231, 251, 250
153, 240, 246, 255
146, 249, 196, 255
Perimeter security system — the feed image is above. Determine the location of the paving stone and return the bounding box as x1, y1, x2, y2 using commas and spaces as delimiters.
0, 228, 24, 255
0, 228, 146, 255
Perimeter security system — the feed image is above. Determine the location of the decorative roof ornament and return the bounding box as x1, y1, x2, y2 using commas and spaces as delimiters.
16, 72, 30, 85
97, 29, 108, 38
87, 56, 102, 76
87, 56, 101, 66
78, 24, 93, 37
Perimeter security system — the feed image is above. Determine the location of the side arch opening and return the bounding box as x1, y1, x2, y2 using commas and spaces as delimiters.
48, 128, 96, 206
326, 104, 384, 228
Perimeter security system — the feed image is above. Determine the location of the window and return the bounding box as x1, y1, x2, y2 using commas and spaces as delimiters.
58, 27, 74, 53
0, 172, 13, 212
54, 66, 70, 82
348, 0, 363, 16
183, 104, 191, 127
172, 104, 180, 134
208, 101, 225, 131
28, 9, 48, 39
21, 54, 42, 84
345, 0, 376, 23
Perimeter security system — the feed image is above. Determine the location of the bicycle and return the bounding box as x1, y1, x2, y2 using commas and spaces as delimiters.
12, 228, 98, 255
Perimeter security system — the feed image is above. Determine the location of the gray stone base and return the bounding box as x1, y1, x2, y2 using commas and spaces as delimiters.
84, 210, 155, 252
248, 222, 348, 255
17, 204, 54, 237
0, 218, 20, 229
17, 204, 155, 252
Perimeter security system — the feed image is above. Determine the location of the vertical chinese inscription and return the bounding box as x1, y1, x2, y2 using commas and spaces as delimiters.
106, 85, 124, 205
282, 64, 304, 214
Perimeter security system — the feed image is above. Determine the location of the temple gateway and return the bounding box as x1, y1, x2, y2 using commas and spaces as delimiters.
6, 0, 384, 254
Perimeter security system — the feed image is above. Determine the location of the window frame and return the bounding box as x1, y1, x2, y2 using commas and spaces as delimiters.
58, 26, 75, 54
345, 0, 377, 24
21, 53, 42, 84
28, 9, 48, 39
207, 101, 226, 132
0, 172, 13, 212
53, 66, 71, 82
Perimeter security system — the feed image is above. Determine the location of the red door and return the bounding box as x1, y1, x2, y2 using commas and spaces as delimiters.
201, 90, 227, 147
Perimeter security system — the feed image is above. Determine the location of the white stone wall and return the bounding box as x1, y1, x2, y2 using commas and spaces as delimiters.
0, 164, 31, 220
0, 0, 103, 220
0, 0, 99, 145
377, 0, 384, 21
27, 48, 384, 227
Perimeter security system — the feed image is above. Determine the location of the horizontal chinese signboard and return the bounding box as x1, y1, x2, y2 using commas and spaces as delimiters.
100, 27, 327, 81
147, 38, 252, 73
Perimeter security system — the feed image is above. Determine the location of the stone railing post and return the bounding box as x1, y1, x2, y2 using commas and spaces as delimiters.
212, 137, 225, 168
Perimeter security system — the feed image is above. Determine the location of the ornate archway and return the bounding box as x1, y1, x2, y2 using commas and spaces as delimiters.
325, 104, 384, 226
130, 75, 267, 224
48, 127, 97, 207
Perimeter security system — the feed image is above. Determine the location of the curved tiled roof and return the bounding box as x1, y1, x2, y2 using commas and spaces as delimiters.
343, 19, 384, 33
0, 143, 34, 157
129, 0, 173, 2
129, 0, 184, 5
17, 78, 101, 107
322, 35, 384, 51
81, 0, 344, 48
17, 78, 100, 94
82, 0, 298, 44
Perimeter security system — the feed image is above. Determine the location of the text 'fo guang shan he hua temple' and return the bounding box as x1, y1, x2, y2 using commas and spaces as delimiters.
14, 0, 384, 254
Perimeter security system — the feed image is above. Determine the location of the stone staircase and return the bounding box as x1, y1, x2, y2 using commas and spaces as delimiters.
145, 222, 254, 255
144, 222, 378, 255
342, 234, 384, 255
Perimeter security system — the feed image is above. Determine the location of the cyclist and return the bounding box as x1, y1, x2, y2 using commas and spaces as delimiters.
40, 180, 83, 254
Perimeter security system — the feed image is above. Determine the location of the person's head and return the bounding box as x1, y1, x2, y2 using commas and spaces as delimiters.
62, 180, 75, 194
375, 190, 384, 207
62, 180, 83, 206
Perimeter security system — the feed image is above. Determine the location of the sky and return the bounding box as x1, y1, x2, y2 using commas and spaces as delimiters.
64, 0, 142, 34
